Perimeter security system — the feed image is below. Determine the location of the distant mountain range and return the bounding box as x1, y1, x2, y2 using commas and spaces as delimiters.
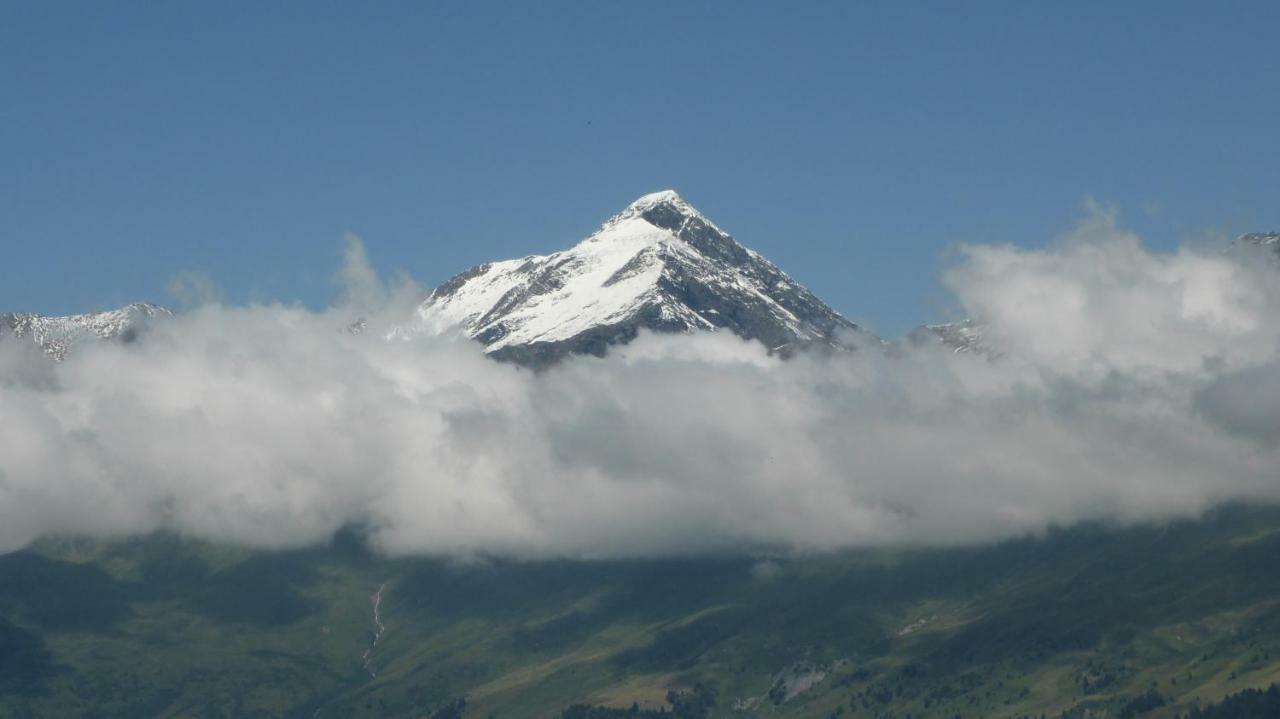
4, 198, 1276, 364
0, 303, 169, 360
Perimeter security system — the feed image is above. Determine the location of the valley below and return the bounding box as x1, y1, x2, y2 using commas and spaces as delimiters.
4, 505, 1280, 718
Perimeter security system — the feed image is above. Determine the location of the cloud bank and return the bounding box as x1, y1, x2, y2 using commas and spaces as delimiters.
3, 211, 1280, 557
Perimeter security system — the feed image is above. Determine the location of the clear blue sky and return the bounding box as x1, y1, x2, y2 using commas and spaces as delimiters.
3, 1, 1278, 335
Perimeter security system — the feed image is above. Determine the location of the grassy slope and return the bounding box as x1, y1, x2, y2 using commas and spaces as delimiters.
3, 506, 1280, 718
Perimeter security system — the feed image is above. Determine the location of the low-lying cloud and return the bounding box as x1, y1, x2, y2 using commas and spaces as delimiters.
3, 210, 1280, 557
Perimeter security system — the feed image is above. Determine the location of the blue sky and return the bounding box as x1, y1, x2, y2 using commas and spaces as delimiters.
3, 1, 1278, 335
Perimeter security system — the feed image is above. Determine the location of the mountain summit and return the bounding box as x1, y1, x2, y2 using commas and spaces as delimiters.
414, 190, 869, 366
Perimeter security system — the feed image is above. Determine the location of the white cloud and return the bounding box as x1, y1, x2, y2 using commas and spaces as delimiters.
3, 223, 1280, 557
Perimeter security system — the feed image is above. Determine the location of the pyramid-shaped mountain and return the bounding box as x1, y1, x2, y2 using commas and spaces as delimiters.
414, 190, 871, 366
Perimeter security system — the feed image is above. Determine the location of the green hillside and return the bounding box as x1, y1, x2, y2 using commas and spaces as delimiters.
4, 505, 1280, 718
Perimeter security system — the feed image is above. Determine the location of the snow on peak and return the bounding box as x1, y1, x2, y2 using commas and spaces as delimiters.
629, 188, 684, 207
0, 302, 170, 360
596, 189, 725, 240
620, 189, 700, 220
410, 191, 867, 366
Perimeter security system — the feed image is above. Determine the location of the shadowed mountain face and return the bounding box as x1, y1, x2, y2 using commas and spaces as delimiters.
412, 191, 873, 367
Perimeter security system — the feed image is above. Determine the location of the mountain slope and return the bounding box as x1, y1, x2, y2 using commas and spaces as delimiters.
0, 303, 170, 360
413, 191, 871, 366
7, 507, 1280, 718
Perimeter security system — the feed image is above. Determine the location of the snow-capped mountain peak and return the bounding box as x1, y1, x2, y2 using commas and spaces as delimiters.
412, 190, 870, 366
605, 189, 726, 237
617, 188, 696, 216
0, 302, 170, 360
